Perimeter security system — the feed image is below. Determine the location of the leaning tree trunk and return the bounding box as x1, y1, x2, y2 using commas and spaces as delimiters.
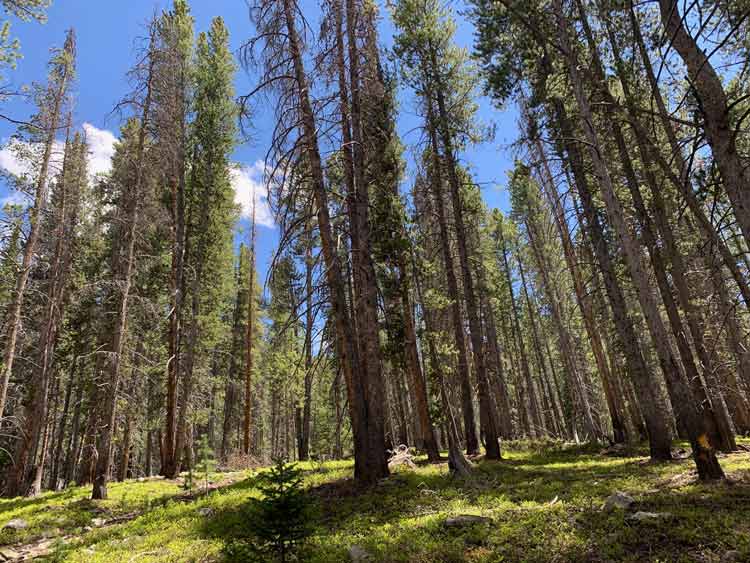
553, 0, 723, 480
584, 1, 735, 452
529, 128, 627, 443
497, 223, 544, 438
516, 253, 563, 437
425, 120, 480, 455
625, 4, 750, 310
655, 0, 750, 250
0, 38, 74, 420
431, 64, 501, 459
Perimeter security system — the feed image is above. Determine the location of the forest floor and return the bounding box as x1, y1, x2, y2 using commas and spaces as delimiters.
1, 441, 750, 562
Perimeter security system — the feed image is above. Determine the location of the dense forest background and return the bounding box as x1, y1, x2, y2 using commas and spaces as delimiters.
0, 0, 748, 506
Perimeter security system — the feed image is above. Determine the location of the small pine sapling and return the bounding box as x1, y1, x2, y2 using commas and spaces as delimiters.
197, 435, 216, 495
249, 458, 313, 562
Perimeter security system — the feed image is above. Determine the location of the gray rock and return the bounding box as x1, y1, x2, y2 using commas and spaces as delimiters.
0, 548, 22, 561
91, 517, 106, 527
443, 515, 492, 528
348, 545, 373, 562
2, 518, 28, 530
722, 550, 740, 563
626, 511, 672, 523
82, 526, 93, 532
197, 507, 214, 517
603, 491, 635, 511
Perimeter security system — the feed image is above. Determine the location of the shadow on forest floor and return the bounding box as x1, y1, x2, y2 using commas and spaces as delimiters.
6, 442, 749, 562
196, 442, 750, 562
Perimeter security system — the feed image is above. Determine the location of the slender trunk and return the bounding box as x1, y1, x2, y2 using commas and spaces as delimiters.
589, 3, 735, 452
243, 206, 256, 455
413, 250, 472, 475
516, 254, 561, 437
283, 0, 387, 482
0, 41, 74, 420
63, 379, 84, 486
298, 223, 315, 461
480, 292, 514, 439
426, 123, 480, 455
522, 220, 596, 440
400, 261, 440, 460
221, 254, 245, 461
709, 262, 750, 433
119, 410, 133, 482
50, 361, 75, 489
496, 224, 543, 437
430, 60, 500, 459
92, 48, 155, 499
529, 129, 627, 443
553, 0, 723, 479
655, 0, 750, 248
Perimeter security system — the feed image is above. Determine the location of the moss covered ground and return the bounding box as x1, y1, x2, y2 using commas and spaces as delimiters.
1, 441, 749, 562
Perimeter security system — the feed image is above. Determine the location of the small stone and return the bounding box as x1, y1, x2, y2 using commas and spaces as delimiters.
603, 492, 635, 511
26, 540, 54, 558
348, 545, 373, 562
722, 550, 740, 562
626, 511, 672, 522
40, 528, 61, 538
136, 478, 146, 483
82, 526, 93, 532
0, 548, 22, 560
443, 515, 492, 528
197, 507, 214, 517
2, 518, 28, 530
91, 518, 106, 527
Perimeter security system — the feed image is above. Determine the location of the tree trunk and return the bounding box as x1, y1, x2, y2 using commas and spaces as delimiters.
496, 223, 543, 438
283, 0, 387, 483
552, 0, 723, 479
626, 4, 750, 310
298, 223, 315, 461
529, 128, 627, 443
92, 47, 155, 498
0, 35, 74, 420
425, 123, 480, 455
430, 62, 500, 459
655, 0, 750, 249
243, 209, 256, 455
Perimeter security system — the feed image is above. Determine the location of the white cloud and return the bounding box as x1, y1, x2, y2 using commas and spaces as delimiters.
231, 160, 275, 228
0, 125, 277, 230
0, 122, 116, 190
82, 123, 117, 177
0, 139, 33, 178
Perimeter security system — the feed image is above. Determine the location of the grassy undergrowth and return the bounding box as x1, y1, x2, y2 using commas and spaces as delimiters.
2, 441, 749, 562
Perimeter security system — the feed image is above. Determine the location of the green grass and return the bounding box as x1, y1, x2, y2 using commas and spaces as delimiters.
2, 443, 749, 562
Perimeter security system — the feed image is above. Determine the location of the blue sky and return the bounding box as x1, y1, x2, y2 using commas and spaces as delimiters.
0, 0, 517, 287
